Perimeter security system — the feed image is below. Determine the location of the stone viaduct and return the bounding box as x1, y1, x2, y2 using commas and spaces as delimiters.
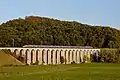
0, 46, 100, 65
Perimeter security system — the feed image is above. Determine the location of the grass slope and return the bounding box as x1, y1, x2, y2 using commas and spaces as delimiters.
0, 50, 24, 66
0, 63, 120, 80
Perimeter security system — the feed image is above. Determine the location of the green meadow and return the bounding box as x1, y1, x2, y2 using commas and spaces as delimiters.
0, 63, 120, 80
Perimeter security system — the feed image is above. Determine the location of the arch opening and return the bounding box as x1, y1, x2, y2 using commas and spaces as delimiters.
52, 50, 56, 64
25, 49, 31, 65
47, 49, 51, 65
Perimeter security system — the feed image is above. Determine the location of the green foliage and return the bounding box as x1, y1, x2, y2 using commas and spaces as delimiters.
91, 53, 98, 62
0, 16, 120, 48
98, 49, 120, 63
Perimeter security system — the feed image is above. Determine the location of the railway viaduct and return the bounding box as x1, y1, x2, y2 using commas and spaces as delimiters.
0, 45, 100, 65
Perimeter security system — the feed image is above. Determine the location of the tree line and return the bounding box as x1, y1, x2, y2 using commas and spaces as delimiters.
0, 16, 120, 48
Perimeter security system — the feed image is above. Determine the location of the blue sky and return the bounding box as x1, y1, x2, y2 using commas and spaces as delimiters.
0, 0, 120, 29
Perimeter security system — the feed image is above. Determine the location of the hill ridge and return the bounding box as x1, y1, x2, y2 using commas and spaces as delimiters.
0, 16, 120, 48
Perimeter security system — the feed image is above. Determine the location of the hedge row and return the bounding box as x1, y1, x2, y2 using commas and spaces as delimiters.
92, 49, 120, 63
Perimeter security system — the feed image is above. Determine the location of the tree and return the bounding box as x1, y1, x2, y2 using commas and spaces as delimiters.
0, 16, 120, 48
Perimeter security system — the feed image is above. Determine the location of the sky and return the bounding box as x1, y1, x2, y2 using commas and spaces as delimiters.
0, 0, 120, 29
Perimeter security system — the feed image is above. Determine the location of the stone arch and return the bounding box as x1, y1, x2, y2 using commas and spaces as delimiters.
47, 49, 51, 64
36, 49, 40, 65
18, 49, 25, 63
91, 49, 99, 62
9, 49, 14, 53
42, 49, 45, 64
96, 50, 100, 56
25, 49, 31, 65
20, 49, 24, 57
89, 49, 93, 54
56, 49, 60, 64
83, 50, 88, 63
90, 49, 94, 60
72, 50, 76, 63
42, 49, 47, 65
86, 50, 91, 63
36, 49, 42, 65
51, 49, 56, 64
65, 50, 68, 64
31, 49, 36, 65
36, 49, 39, 62
51, 50, 53, 64
2, 49, 11, 54
7, 49, 11, 53
60, 49, 63, 56
80, 50, 84, 63
92, 50, 97, 56
60, 49, 65, 64
14, 49, 20, 57
94, 50, 100, 62
76, 50, 80, 64
68, 50, 73, 64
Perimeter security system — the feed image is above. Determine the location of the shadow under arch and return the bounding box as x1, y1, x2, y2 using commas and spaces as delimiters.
30, 49, 36, 64
56, 49, 60, 64
91, 50, 99, 62
13, 49, 19, 57
72, 50, 76, 62
20, 49, 24, 57
36, 49, 40, 64
60, 49, 63, 57
65, 49, 69, 64
42, 49, 48, 65
51, 49, 55, 64
79, 50, 83, 62
17, 49, 26, 63
47, 49, 50, 64
7, 49, 11, 52
68, 50, 72, 63
76, 49, 80, 63
25, 49, 30, 65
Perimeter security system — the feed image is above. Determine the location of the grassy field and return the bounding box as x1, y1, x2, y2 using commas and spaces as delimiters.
0, 63, 120, 80
0, 50, 23, 66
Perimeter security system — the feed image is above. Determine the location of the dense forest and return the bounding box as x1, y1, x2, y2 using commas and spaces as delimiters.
0, 16, 120, 48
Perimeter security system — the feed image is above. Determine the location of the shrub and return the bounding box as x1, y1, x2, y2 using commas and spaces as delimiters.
71, 61, 76, 64
98, 49, 120, 63
91, 53, 98, 62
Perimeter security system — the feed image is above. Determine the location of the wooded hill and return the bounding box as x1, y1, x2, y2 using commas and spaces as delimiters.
0, 16, 120, 48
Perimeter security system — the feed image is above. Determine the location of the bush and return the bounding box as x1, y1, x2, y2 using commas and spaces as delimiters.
71, 61, 76, 64
98, 49, 120, 63
91, 53, 98, 62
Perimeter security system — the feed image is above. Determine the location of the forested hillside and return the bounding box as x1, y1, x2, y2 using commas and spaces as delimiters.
0, 16, 120, 48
